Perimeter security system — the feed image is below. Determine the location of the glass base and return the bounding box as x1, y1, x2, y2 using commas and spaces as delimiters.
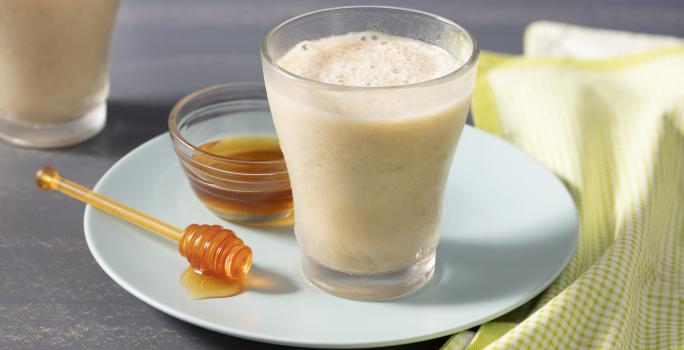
302, 252, 435, 301
0, 102, 106, 148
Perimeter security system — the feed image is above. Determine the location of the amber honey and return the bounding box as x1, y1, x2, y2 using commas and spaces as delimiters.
181, 267, 246, 299
200, 136, 283, 161
183, 135, 293, 223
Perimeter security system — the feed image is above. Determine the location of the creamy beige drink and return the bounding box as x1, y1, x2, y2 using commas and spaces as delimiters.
267, 31, 472, 273
0, 0, 119, 147
262, 6, 478, 300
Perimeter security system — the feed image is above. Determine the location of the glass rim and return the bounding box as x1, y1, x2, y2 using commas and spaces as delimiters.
168, 82, 287, 168
260, 5, 480, 91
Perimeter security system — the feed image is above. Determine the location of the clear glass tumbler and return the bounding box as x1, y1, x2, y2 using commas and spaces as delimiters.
261, 6, 479, 300
0, 0, 120, 148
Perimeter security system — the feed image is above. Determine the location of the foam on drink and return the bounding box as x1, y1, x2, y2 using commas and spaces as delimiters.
277, 31, 462, 87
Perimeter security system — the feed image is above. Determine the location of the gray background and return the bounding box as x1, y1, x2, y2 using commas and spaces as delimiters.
1, 0, 682, 349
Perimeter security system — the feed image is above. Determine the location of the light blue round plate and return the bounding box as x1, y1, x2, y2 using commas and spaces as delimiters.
84, 125, 577, 348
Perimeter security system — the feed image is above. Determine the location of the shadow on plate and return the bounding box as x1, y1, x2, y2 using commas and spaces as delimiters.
397, 230, 569, 306
248, 264, 299, 295
235, 214, 295, 236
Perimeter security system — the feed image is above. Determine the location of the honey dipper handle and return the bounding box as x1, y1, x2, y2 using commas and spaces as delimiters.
36, 166, 183, 241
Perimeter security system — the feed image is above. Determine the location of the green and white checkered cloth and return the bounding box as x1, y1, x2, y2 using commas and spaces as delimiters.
443, 45, 684, 349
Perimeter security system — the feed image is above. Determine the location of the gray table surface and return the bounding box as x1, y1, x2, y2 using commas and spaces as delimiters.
2, 0, 682, 349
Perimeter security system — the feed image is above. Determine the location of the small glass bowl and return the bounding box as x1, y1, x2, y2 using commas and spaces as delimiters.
168, 82, 292, 223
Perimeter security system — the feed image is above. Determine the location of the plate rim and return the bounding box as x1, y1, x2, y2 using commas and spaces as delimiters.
83, 127, 578, 348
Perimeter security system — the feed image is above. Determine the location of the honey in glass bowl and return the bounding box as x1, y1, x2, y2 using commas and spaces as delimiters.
169, 83, 292, 223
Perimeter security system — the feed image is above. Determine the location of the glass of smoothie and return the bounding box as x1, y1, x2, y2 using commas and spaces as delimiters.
261, 6, 478, 300
0, 0, 120, 148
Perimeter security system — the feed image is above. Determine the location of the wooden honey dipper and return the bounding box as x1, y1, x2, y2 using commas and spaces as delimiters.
35, 166, 253, 280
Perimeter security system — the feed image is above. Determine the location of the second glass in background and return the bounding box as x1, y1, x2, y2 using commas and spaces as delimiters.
0, 0, 120, 148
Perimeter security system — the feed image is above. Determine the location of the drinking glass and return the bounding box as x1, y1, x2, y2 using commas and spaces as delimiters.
0, 0, 120, 148
261, 6, 478, 300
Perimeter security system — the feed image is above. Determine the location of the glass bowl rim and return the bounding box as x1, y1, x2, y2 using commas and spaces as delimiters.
168, 82, 287, 168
